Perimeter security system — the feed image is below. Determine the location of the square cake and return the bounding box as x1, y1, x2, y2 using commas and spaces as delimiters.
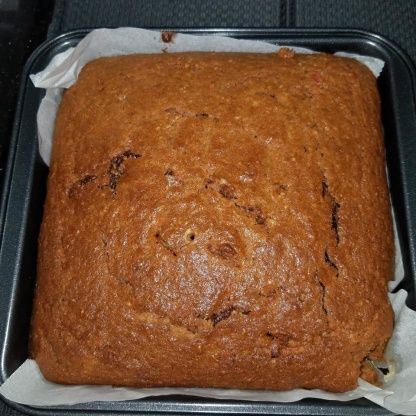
31, 51, 394, 392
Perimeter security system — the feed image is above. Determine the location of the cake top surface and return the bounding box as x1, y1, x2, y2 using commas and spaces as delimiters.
32, 51, 393, 392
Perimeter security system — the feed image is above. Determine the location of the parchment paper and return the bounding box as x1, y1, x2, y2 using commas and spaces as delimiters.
1, 28, 415, 415
30, 28, 384, 165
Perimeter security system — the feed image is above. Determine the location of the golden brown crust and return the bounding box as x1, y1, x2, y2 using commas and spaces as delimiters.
31, 52, 394, 392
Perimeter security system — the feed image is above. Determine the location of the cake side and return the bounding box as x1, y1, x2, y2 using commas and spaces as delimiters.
31, 52, 394, 392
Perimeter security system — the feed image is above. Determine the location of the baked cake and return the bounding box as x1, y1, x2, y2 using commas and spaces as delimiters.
31, 51, 394, 392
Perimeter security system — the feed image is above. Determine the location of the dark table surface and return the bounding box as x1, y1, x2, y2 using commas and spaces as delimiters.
0, 0, 415, 415
0, 0, 54, 198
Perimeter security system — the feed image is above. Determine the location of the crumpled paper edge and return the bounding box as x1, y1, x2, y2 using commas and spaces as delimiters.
0, 28, 412, 414
1, 290, 413, 413
29, 27, 384, 166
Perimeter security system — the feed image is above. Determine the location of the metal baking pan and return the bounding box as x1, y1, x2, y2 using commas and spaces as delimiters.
0, 28, 415, 416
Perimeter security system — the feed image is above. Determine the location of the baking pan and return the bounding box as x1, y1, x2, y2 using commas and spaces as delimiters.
0, 28, 415, 416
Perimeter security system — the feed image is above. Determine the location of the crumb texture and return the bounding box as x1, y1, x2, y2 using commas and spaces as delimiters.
31, 52, 394, 392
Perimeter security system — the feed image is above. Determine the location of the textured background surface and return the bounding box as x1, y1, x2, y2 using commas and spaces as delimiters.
48, 0, 416, 64
48, 0, 283, 32
294, 0, 416, 64
1, 0, 415, 415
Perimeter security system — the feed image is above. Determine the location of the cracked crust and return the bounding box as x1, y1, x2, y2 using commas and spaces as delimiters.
31, 52, 394, 392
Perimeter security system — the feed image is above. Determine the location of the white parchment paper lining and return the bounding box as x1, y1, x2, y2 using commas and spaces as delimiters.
1, 28, 415, 415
